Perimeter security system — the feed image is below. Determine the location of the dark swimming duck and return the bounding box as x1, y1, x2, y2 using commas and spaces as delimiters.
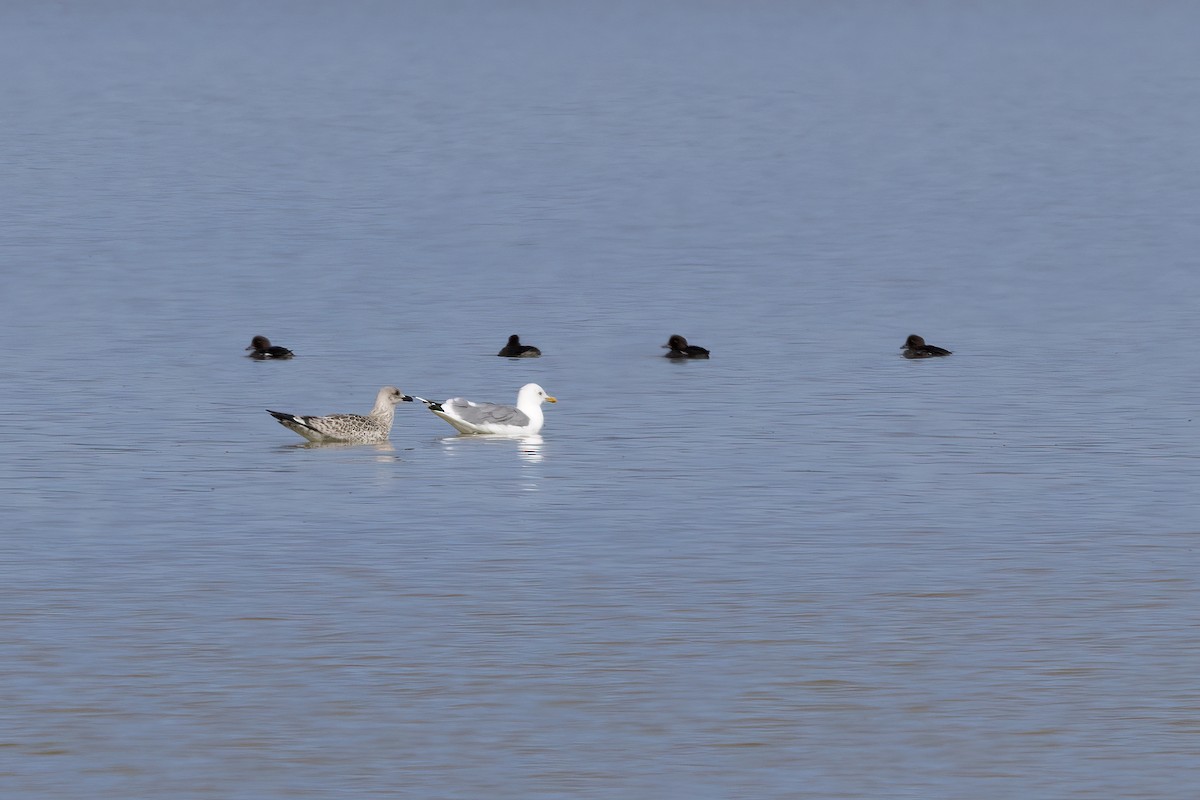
902, 334, 952, 359
662, 334, 710, 359
246, 335, 294, 360
497, 334, 541, 358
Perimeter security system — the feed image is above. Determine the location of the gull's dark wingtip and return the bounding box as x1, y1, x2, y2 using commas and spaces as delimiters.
407, 396, 442, 412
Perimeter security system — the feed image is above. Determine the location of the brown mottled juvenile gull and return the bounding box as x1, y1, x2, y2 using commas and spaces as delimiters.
411, 383, 556, 436
267, 387, 412, 443
246, 335, 294, 360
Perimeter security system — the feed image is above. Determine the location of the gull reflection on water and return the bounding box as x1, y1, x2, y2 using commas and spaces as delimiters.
516, 434, 544, 464
437, 433, 545, 489
285, 440, 395, 452
438, 434, 544, 461
516, 435, 544, 491
283, 440, 401, 464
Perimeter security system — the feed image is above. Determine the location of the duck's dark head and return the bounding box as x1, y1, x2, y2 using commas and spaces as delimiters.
663, 334, 688, 350
247, 335, 271, 352
904, 334, 925, 349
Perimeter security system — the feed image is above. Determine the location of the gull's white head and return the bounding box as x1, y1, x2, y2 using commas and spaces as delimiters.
518, 383, 557, 406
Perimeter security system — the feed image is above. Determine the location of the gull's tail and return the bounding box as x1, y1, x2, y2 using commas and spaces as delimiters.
267, 409, 320, 434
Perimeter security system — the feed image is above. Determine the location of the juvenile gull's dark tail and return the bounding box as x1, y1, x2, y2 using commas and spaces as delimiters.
267, 409, 317, 431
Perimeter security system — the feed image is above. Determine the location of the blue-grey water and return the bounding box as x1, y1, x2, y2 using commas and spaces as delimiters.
3, 2, 1199, 798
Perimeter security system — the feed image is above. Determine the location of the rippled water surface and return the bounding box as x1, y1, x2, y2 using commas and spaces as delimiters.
3, 2, 1199, 798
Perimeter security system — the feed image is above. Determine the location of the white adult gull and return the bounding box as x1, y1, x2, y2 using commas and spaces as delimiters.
266, 386, 412, 443
412, 383, 556, 435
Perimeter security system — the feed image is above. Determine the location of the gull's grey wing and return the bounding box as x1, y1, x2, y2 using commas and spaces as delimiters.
446, 398, 530, 427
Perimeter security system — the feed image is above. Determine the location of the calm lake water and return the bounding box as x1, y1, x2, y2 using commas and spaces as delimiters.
2, 2, 1199, 798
